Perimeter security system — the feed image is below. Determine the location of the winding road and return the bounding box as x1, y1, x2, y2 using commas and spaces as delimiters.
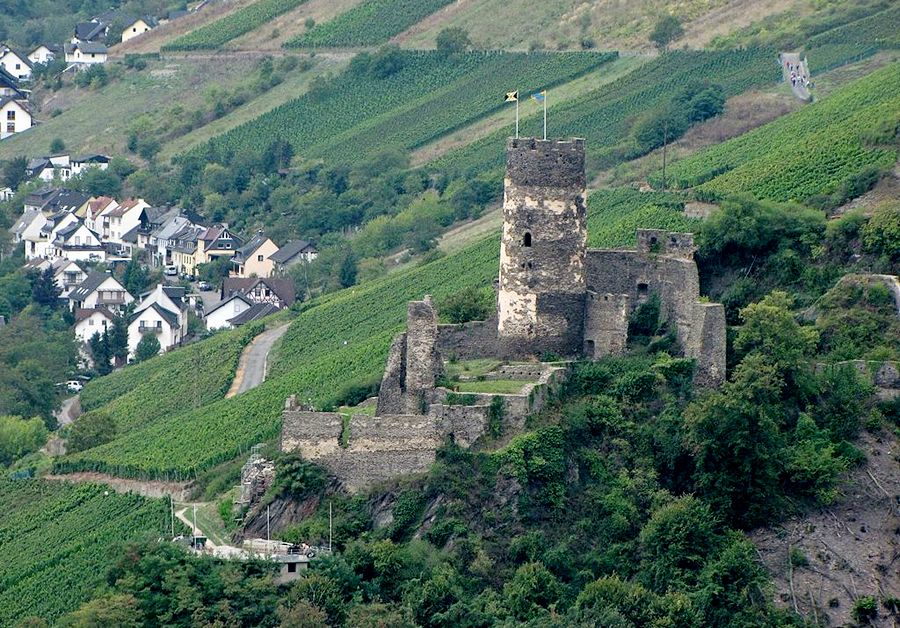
226, 324, 290, 398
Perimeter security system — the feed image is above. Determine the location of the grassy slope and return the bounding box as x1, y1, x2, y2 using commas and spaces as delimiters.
54, 189, 695, 480
0, 480, 171, 625
661, 63, 900, 200
0, 57, 259, 160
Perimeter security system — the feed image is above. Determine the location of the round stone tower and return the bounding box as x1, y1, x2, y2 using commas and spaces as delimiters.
497, 137, 587, 357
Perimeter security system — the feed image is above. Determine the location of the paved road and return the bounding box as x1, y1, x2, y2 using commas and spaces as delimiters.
227, 324, 290, 397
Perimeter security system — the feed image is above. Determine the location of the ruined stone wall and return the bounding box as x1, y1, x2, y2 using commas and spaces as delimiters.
583, 292, 629, 358
376, 333, 406, 415
687, 303, 727, 388
280, 409, 343, 459
436, 319, 501, 361
498, 137, 587, 358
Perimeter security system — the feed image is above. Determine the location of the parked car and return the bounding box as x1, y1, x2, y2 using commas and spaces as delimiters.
197, 281, 211, 291
66, 380, 84, 393
164, 265, 178, 276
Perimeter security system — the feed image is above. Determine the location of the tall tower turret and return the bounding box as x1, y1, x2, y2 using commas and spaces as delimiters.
497, 137, 587, 357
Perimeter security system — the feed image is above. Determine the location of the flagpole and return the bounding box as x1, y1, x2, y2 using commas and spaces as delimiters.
543, 92, 547, 140
515, 98, 519, 138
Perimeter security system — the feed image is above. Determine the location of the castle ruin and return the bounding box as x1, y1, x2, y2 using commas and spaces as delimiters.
281, 137, 726, 491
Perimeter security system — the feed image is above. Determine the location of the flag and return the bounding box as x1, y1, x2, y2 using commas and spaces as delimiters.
531, 90, 546, 103
504, 91, 518, 102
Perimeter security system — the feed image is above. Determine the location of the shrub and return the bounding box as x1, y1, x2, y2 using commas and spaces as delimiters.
852, 596, 878, 623
437, 286, 494, 324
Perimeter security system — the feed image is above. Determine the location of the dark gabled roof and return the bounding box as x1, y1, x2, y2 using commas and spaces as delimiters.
46, 189, 90, 213
75, 21, 106, 41
73, 153, 110, 164
235, 231, 270, 260
222, 277, 295, 306
228, 302, 280, 326
136, 302, 179, 327
27, 157, 50, 172
130, 15, 159, 28
74, 307, 114, 323
1, 47, 33, 69
31, 43, 62, 55
122, 224, 140, 243
54, 221, 83, 240
0, 66, 23, 94
0, 95, 29, 113
70, 271, 122, 300
269, 240, 316, 264
205, 293, 252, 318
75, 41, 109, 54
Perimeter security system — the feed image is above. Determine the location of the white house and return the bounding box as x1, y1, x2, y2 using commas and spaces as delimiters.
0, 47, 32, 81
106, 198, 149, 246
24, 211, 78, 260
28, 44, 61, 65
51, 220, 105, 262
74, 307, 115, 342
122, 16, 158, 43
53, 259, 87, 297
11, 208, 43, 244
71, 154, 110, 176
137, 284, 187, 330
68, 272, 133, 314
269, 239, 318, 275
64, 42, 108, 66
0, 67, 24, 98
1, 97, 32, 139
127, 302, 182, 358
205, 293, 253, 331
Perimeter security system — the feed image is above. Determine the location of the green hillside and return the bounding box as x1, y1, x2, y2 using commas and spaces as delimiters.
52, 189, 694, 480
661, 63, 900, 201
0, 480, 172, 625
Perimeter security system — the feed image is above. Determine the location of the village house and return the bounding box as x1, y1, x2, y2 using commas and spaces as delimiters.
11, 208, 42, 244
196, 224, 243, 266
0, 46, 32, 81
72, 154, 110, 176
64, 41, 108, 66
52, 259, 87, 298
127, 285, 188, 358
28, 44, 61, 65
221, 277, 295, 309
232, 230, 279, 278
81, 196, 118, 233
74, 307, 115, 343
1, 97, 32, 139
68, 271, 133, 314
169, 224, 203, 277
121, 16, 158, 43
0, 67, 24, 98
269, 240, 318, 275
24, 211, 78, 260
106, 199, 150, 246
73, 21, 107, 43
205, 293, 254, 331
51, 220, 105, 262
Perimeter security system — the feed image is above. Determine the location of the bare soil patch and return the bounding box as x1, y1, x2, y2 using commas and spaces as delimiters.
752, 430, 900, 627
46, 472, 194, 500
680, 0, 807, 49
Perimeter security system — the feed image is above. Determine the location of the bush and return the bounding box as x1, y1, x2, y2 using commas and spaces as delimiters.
437, 286, 494, 324
436, 27, 471, 56
0, 416, 48, 466
852, 596, 878, 623
66, 411, 117, 453
650, 15, 684, 49
862, 201, 900, 260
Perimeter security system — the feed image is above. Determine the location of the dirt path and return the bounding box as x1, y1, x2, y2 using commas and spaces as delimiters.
780, 52, 812, 101
226, 324, 290, 398
54, 395, 81, 426
45, 472, 193, 500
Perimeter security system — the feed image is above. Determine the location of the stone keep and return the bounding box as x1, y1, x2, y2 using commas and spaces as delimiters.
498, 138, 588, 356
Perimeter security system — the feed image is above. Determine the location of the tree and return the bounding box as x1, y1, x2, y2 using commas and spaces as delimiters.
89, 331, 112, 375
57, 593, 142, 628
134, 334, 161, 362
1, 156, 28, 190
436, 27, 472, 56
121, 256, 149, 296
339, 251, 358, 288
649, 15, 684, 49
502, 562, 563, 621
108, 316, 129, 367
0, 415, 48, 466
72, 167, 122, 197
66, 410, 116, 453
438, 286, 494, 323
31, 267, 61, 309
49, 138, 66, 154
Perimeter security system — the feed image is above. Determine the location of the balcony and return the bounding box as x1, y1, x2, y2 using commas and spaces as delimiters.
138, 324, 163, 334
97, 293, 127, 305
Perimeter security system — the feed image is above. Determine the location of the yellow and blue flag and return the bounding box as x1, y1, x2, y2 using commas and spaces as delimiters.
531, 90, 546, 103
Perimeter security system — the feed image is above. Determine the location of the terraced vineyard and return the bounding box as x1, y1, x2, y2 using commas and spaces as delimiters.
285, 0, 455, 48
432, 49, 780, 177
660, 64, 900, 201
194, 50, 615, 165
803, 5, 900, 75
53, 189, 692, 480
163, 0, 309, 51
0, 480, 171, 625
78, 322, 262, 433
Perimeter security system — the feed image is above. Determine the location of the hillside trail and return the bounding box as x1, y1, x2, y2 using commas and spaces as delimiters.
780, 52, 812, 101
226, 323, 290, 398
54, 395, 81, 426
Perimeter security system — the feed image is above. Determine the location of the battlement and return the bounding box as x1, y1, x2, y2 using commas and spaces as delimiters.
636, 229, 696, 259
506, 137, 586, 188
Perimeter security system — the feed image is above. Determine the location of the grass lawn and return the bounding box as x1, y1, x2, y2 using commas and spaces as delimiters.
454, 379, 529, 394
444, 358, 504, 380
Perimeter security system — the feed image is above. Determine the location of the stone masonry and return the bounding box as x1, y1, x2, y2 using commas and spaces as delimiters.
281, 136, 727, 491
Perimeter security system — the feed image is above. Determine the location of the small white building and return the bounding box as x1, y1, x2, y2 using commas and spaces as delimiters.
64, 42, 108, 66
68, 272, 133, 314
122, 16, 158, 43
1, 97, 32, 139
205, 294, 253, 331
72, 154, 110, 176
74, 307, 115, 342
28, 44, 61, 65
127, 302, 182, 359
0, 47, 32, 81
51, 220, 105, 262
53, 259, 87, 298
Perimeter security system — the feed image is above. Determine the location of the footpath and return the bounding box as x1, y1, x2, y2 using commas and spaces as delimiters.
779, 52, 812, 101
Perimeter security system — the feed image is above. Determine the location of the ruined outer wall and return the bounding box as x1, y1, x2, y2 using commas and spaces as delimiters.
687, 303, 726, 387
436, 319, 501, 361
281, 409, 342, 459
376, 333, 406, 415
498, 138, 587, 357
583, 292, 629, 358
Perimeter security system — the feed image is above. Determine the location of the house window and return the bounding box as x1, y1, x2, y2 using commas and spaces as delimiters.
287, 563, 297, 573
15, 63, 20, 70
637, 283, 649, 294
7, 122, 15, 133
6, 111, 14, 120
522, 232, 532, 247
257, 254, 264, 262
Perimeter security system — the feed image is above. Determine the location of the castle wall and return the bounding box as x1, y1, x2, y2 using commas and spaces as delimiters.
687, 303, 727, 387
403, 298, 441, 414
583, 292, 629, 358
280, 409, 342, 459
498, 138, 587, 357
376, 333, 406, 415
436, 319, 501, 361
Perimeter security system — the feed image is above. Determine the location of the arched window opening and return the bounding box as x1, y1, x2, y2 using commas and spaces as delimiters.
522, 232, 532, 247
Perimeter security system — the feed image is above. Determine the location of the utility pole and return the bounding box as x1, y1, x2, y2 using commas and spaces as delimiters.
170, 495, 175, 537
662, 117, 668, 191
266, 505, 270, 542
329, 501, 333, 552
